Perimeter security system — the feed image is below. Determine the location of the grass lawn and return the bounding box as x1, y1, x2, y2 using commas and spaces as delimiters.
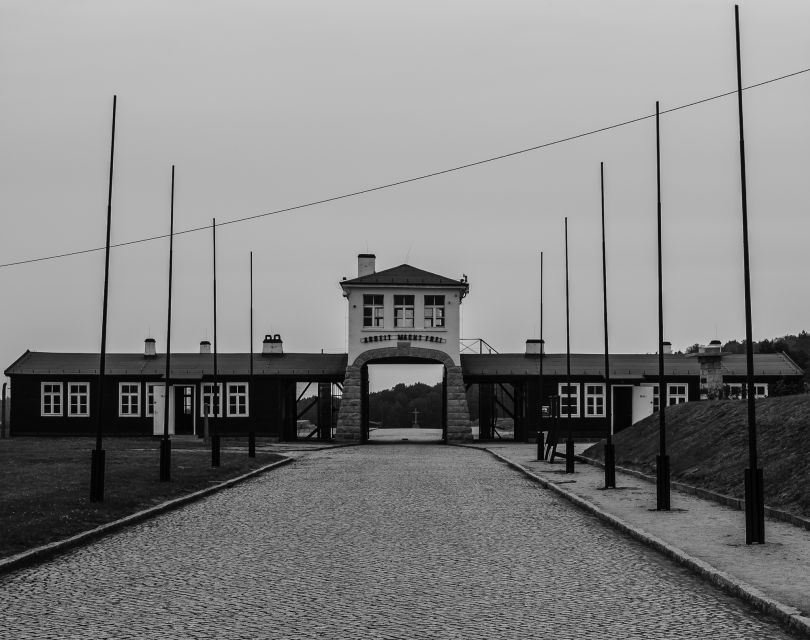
0, 437, 284, 560
584, 395, 810, 519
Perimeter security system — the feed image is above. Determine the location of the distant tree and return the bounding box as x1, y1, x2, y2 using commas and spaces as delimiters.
684, 343, 700, 354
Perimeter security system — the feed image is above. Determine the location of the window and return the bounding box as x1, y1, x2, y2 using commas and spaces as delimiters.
67, 382, 90, 417
119, 383, 141, 417
41, 382, 63, 416
394, 295, 415, 328
227, 383, 249, 417
145, 383, 161, 418
558, 382, 580, 418
728, 382, 768, 399
201, 383, 223, 417
584, 383, 605, 417
667, 383, 688, 406
424, 295, 445, 328
363, 294, 384, 328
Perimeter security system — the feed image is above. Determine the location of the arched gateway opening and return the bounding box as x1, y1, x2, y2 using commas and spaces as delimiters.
334, 346, 473, 443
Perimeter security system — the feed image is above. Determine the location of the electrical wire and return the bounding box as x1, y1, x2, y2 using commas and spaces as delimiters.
1, 66, 808, 270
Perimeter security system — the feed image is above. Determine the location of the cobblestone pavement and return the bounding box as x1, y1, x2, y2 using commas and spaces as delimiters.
0, 446, 799, 639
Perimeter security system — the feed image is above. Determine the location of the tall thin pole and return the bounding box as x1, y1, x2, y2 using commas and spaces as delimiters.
90, 95, 117, 503
601, 162, 616, 488
537, 250, 544, 456
736, 4, 764, 544
160, 166, 175, 482
564, 217, 574, 473
211, 218, 220, 466
248, 251, 256, 457
656, 101, 670, 511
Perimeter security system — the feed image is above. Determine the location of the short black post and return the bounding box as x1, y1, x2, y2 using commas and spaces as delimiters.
604, 442, 616, 488
248, 432, 256, 458
536, 431, 544, 461
565, 436, 575, 473
211, 434, 221, 467
159, 438, 171, 481
90, 449, 106, 502
1, 382, 7, 438
656, 454, 670, 510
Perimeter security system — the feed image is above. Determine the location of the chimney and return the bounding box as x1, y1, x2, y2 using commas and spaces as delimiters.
200, 340, 211, 354
525, 339, 545, 356
358, 253, 376, 277
263, 334, 283, 355
144, 338, 156, 358
662, 341, 672, 355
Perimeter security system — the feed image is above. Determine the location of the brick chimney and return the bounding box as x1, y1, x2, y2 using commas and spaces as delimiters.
263, 334, 283, 355
144, 338, 156, 358
358, 253, 376, 277
200, 340, 211, 354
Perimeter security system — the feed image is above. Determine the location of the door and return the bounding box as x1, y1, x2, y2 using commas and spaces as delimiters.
152, 386, 175, 436
632, 386, 655, 425
175, 386, 194, 435
612, 386, 633, 432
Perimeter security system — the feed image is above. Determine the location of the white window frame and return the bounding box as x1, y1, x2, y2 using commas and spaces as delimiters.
755, 383, 768, 398
558, 382, 580, 418
67, 382, 90, 417
584, 383, 605, 418
226, 382, 249, 417
394, 295, 415, 328
119, 382, 141, 417
423, 295, 445, 329
363, 294, 385, 328
145, 382, 162, 418
41, 382, 63, 417
667, 383, 688, 406
201, 383, 224, 418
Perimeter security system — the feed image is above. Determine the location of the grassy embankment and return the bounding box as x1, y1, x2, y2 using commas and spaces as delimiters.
0, 437, 284, 560
584, 395, 810, 519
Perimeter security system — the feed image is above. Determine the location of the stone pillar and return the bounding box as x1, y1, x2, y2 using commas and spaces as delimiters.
445, 365, 473, 443
335, 365, 362, 442
698, 355, 724, 399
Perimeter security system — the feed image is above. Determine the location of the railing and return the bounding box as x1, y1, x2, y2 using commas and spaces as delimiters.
459, 338, 499, 355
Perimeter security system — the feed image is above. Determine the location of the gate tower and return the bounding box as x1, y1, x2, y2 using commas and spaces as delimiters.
334, 254, 473, 442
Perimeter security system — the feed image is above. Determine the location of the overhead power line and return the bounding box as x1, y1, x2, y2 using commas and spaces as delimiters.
1, 66, 808, 270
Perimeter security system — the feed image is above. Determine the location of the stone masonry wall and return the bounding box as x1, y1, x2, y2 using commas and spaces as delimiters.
334, 346, 473, 443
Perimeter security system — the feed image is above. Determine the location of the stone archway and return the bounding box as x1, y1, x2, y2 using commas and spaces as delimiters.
334, 345, 473, 443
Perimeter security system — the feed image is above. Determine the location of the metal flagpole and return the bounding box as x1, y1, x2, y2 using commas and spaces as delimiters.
601, 162, 616, 488
564, 217, 575, 473
211, 218, 220, 467
90, 95, 117, 503
160, 166, 175, 482
735, 4, 764, 544
537, 250, 545, 460
248, 251, 256, 457
656, 101, 670, 510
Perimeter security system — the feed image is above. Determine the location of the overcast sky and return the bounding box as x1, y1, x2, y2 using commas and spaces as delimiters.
2, 0, 809, 391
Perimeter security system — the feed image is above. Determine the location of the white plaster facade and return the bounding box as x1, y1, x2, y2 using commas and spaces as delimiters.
340, 255, 469, 366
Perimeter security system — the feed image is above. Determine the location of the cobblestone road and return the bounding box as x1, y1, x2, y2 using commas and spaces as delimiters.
0, 446, 798, 639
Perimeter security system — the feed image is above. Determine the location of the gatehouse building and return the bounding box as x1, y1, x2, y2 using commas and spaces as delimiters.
3, 254, 804, 441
